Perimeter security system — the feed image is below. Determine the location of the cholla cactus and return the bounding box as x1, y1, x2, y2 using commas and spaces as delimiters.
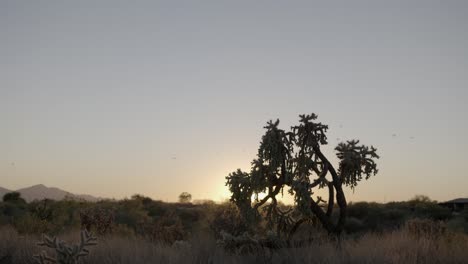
226, 113, 379, 236
33, 229, 97, 264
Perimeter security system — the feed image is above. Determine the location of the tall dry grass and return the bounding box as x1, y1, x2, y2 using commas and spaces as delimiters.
1, 225, 467, 264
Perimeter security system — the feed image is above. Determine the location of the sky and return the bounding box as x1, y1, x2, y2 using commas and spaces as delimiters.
1, 1, 467, 203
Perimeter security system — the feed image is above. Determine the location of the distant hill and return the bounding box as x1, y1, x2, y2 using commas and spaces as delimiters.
0, 184, 102, 202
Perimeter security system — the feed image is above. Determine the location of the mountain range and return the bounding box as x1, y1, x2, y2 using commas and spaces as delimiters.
0, 184, 102, 202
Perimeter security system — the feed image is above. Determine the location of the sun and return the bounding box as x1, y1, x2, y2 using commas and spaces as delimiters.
216, 184, 231, 202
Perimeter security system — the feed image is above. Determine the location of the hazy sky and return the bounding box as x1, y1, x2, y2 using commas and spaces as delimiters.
1, 1, 467, 202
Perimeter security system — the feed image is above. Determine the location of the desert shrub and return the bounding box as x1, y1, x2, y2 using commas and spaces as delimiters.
3, 192, 26, 204
447, 216, 468, 234
153, 222, 186, 244
130, 194, 153, 206
217, 231, 267, 254
408, 195, 433, 205
384, 209, 408, 223
193, 199, 216, 206
347, 202, 374, 219
49, 200, 84, 230
0, 201, 30, 229
381, 208, 408, 230
29, 199, 54, 222
462, 209, 468, 222
176, 207, 200, 227
111, 224, 137, 238
405, 218, 447, 239
0, 213, 8, 225
406, 195, 452, 221
344, 217, 365, 234
145, 200, 170, 218
384, 208, 406, 221
414, 203, 452, 221
0, 200, 28, 218
14, 214, 53, 234
178, 192, 192, 203
346, 201, 449, 232
114, 199, 150, 230
210, 203, 250, 239
80, 207, 114, 235
138, 211, 187, 244
347, 202, 385, 231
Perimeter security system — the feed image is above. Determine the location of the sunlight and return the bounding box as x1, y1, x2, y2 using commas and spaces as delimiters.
251, 191, 268, 202
216, 184, 231, 202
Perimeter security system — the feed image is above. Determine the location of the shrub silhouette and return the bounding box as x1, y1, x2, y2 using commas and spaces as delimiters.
30, 199, 54, 222
408, 195, 452, 221
3, 192, 26, 204
226, 113, 379, 236
463, 209, 468, 222
79, 207, 114, 235
210, 203, 250, 239
178, 192, 192, 203
137, 211, 187, 244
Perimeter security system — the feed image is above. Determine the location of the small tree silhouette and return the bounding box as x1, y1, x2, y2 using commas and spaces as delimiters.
226, 113, 379, 236
178, 192, 192, 203
3, 192, 26, 204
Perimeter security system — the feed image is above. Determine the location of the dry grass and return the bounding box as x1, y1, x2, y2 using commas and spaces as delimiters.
1, 225, 467, 264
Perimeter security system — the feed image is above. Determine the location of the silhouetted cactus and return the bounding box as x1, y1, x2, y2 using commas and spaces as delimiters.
33, 229, 97, 264
226, 113, 379, 237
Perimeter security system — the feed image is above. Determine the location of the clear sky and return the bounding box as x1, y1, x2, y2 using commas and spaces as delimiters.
1, 1, 467, 203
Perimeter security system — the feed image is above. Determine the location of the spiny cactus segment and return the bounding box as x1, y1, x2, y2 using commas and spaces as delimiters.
33, 229, 97, 264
